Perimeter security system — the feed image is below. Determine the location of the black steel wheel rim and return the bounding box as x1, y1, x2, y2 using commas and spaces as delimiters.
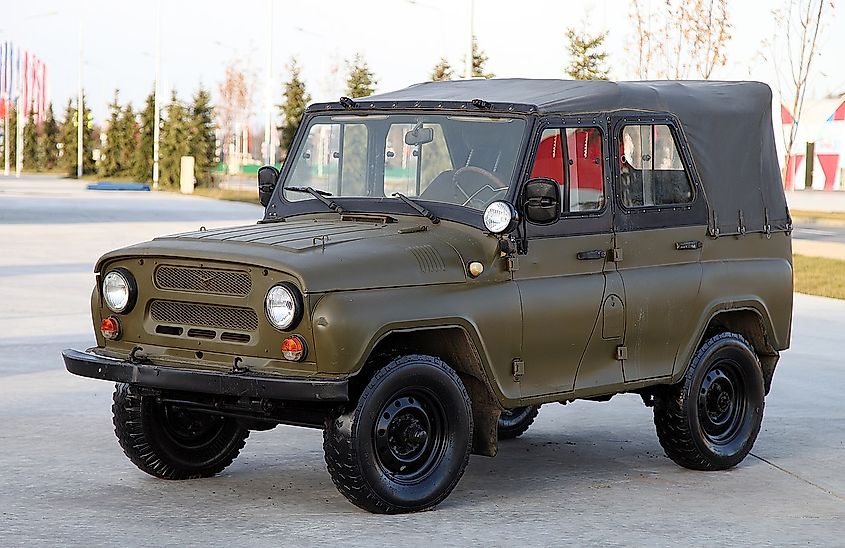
697, 359, 747, 444
373, 388, 448, 484
158, 403, 226, 450
500, 406, 531, 428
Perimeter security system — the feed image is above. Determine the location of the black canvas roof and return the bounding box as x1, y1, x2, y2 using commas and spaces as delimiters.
317, 79, 790, 236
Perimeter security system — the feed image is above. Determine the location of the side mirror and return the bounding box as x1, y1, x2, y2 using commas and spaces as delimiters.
257, 165, 280, 207
522, 177, 560, 225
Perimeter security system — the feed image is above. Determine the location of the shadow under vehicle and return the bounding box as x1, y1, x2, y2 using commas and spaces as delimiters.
64, 79, 793, 514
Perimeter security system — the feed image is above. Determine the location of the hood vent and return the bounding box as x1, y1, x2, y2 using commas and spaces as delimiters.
409, 245, 446, 273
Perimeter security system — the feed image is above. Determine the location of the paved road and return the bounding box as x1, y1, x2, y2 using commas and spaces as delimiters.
793, 223, 845, 244
2, 176, 844, 546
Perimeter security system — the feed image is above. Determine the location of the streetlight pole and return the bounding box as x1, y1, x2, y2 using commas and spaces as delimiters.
152, 0, 161, 189
77, 13, 83, 179
465, 0, 474, 79
264, 0, 276, 167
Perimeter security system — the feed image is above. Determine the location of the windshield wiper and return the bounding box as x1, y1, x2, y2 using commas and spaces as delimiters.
286, 186, 346, 215
392, 192, 440, 224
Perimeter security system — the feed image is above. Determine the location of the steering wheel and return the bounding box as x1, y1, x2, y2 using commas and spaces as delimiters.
452, 166, 508, 208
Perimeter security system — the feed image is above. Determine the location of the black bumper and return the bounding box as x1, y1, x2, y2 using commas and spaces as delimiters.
62, 348, 349, 402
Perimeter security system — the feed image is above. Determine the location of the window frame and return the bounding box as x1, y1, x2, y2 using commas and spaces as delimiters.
610, 112, 709, 231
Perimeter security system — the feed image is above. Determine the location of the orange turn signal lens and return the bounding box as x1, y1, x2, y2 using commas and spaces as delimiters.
100, 316, 121, 340
281, 335, 306, 361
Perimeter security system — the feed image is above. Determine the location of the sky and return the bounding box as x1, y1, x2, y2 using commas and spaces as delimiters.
3, 0, 844, 124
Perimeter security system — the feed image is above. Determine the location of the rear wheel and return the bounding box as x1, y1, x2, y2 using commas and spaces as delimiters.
112, 383, 249, 480
653, 332, 765, 470
497, 405, 540, 440
323, 354, 473, 514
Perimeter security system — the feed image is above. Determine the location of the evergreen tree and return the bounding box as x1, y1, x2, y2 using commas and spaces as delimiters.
345, 53, 377, 99
470, 36, 494, 79
22, 105, 40, 170
188, 85, 217, 187
565, 29, 609, 80
117, 103, 139, 176
5, 104, 17, 165
134, 91, 156, 183
38, 103, 60, 170
57, 97, 95, 176
159, 90, 189, 189
431, 57, 454, 81
278, 57, 311, 155
98, 90, 122, 177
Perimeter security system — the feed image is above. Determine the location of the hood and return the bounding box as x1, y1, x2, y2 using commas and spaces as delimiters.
96, 216, 498, 293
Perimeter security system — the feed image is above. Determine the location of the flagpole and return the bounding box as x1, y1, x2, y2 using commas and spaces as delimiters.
152, 0, 161, 189
77, 15, 84, 179
15, 52, 23, 178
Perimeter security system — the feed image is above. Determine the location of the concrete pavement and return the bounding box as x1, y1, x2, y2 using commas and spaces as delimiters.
1, 176, 844, 546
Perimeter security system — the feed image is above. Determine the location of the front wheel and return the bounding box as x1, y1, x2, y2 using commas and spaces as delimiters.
323, 355, 473, 514
497, 405, 540, 440
112, 383, 249, 480
653, 332, 765, 470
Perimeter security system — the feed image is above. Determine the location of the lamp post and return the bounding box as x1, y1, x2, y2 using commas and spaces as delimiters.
465, 0, 474, 79
77, 13, 83, 179
152, 0, 161, 189
264, 0, 275, 167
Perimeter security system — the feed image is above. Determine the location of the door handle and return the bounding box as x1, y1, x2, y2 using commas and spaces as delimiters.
675, 240, 703, 250
576, 249, 607, 260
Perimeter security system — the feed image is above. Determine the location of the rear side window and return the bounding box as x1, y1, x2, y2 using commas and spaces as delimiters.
530, 127, 605, 213
619, 124, 693, 208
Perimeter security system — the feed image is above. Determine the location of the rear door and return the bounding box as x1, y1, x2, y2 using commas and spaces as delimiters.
610, 114, 709, 381
515, 116, 618, 397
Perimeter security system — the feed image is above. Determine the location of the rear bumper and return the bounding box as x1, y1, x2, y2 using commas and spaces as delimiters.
62, 348, 349, 402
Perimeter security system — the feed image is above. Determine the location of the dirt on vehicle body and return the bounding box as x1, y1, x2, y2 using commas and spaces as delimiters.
65, 79, 793, 514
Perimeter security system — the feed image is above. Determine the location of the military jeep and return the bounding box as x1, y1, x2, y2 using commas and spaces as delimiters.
64, 79, 793, 514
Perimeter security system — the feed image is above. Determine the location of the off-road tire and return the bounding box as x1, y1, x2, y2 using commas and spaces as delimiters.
653, 332, 765, 471
497, 405, 540, 440
323, 355, 473, 514
112, 383, 249, 480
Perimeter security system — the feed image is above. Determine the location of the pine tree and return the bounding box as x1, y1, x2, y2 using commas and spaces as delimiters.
134, 91, 156, 183
98, 90, 122, 177
57, 97, 95, 176
470, 36, 494, 79
431, 57, 454, 81
345, 53, 377, 98
38, 103, 60, 170
117, 103, 139, 176
188, 85, 217, 187
159, 90, 189, 189
565, 29, 609, 80
22, 105, 40, 170
278, 57, 311, 156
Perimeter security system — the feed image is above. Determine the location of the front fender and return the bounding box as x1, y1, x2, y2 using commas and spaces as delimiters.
310, 281, 522, 401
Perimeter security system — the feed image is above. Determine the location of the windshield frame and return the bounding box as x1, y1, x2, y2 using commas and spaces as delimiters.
264, 109, 535, 229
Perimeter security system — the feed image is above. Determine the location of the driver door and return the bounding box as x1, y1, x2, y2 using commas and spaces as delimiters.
514, 121, 618, 398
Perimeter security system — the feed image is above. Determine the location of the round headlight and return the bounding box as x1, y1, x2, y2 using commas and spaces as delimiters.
483, 201, 519, 234
102, 269, 135, 313
265, 283, 302, 331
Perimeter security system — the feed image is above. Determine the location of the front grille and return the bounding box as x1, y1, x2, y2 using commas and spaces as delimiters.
150, 300, 259, 331
155, 265, 252, 297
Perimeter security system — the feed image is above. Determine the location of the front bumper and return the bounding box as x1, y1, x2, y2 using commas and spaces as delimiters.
62, 348, 349, 402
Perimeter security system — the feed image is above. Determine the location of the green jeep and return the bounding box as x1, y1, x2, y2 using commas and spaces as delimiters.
64, 79, 793, 514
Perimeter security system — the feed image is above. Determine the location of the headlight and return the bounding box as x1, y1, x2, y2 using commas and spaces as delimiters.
265, 283, 302, 331
483, 201, 519, 234
102, 269, 136, 313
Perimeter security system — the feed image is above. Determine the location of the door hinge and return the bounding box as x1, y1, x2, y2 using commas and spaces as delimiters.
507, 256, 520, 272
512, 358, 524, 381
616, 346, 628, 360
610, 248, 623, 262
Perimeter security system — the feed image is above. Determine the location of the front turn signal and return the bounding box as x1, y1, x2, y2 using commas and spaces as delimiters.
281, 335, 307, 361
100, 316, 121, 340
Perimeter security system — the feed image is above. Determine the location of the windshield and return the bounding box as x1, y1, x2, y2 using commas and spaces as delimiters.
282, 114, 527, 211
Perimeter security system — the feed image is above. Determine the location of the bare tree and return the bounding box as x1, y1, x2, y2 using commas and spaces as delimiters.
216, 61, 253, 173
630, 0, 731, 79
770, 0, 832, 181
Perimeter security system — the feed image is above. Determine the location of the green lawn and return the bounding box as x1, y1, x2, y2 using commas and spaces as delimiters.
793, 254, 845, 300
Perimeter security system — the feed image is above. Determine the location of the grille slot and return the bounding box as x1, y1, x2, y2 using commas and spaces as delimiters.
155, 265, 252, 297
150, 300, 259, 331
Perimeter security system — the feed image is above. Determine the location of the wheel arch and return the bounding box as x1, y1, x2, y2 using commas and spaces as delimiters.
682, 304, 780, 394
350, 324, 503, 457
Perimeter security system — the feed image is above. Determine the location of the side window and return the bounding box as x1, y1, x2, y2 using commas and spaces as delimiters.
530, 127, 605, 213
619, 124, 693, 208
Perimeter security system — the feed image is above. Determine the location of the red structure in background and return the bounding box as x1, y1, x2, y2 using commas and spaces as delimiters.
783, 98, 845, 191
